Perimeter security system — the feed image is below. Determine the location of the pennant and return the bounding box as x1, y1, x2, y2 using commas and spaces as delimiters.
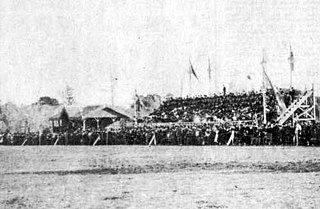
189, 60, 199, 80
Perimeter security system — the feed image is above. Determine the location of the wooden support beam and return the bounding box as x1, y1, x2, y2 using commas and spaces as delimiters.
54, 135, 60, 146
93, 135, 101, 146
21, 138, 28, 146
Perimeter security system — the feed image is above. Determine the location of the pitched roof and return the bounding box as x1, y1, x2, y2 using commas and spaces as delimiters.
83, 108, 117, 119
65, 106, 82, 119
82, 105, 132, 119
102, 106, 132, 119
49, 106, 68, 120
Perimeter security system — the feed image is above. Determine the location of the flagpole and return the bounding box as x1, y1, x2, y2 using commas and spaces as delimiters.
290, 69, 292, 89
261, 50, 267, 124
208, 58, 212, 95
289, 46, 292, 88
110, 73, 114, 106
189, 59, 192, 96
263, 74, 267, 125
289, 46, 293, 88
180, 74, 184, 97
134, 89, 137, 119
214, 0, 218, 94
189, 70, 191, 96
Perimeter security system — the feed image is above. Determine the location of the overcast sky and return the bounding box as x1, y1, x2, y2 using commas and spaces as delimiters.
0, 0, 319, 106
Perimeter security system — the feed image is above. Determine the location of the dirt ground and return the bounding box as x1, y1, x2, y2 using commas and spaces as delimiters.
1, 146, 320, 208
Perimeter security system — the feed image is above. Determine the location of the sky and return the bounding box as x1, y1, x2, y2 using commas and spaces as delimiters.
0, 0, 320, 107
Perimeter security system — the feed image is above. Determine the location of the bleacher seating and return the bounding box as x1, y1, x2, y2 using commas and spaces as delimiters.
149, 90, 277, 123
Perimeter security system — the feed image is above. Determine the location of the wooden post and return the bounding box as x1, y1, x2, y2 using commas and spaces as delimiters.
25, 120, 28, 134
189, 65, 192, 96
261, 50, 267, 125
227, 130, 234, 146
106, 130, 108, 145
208, 58, 212, 95
58, 119, 61, 133
289, 46, 294, 89
93, 135, 101, 146
96, 119, 100, 130
148, 133, 157, 146
54, 135, 60, 146
82, 119, 86, 131
21, 138, 28, 146
214, 130, 219, 143
313, 83, 316, 120
38, 131, 41, 146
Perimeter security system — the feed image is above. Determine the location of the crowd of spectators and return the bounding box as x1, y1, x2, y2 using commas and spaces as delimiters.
1, 87, 317, 146
149, 90, 277, 123
1, 121, 320, 146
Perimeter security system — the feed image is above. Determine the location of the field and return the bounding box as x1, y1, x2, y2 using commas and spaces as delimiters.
1, 146, 320, 209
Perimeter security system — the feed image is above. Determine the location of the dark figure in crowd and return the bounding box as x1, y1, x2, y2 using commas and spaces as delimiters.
284, 93, 291, 107
289, 87, 296, 102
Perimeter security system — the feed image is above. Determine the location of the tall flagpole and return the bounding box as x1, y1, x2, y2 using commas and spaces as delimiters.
180, 73, 184, 97
261, 50, 267, 124
189, 70, 191, 96
189, 59, 192, 96
110, 66, 118, 107
214, 0, 218, 94
289, 46, 294, 88
208, 57, 212, 95
134, 89, 138, 119
110, 73, 114, 106
290, 46, 292, 88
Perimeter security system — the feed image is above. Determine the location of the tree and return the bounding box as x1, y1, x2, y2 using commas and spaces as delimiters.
38, 97, 59, 106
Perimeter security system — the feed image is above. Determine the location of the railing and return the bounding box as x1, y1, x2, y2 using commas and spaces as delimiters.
278, 90, 314, 125
124, 120, 255, 128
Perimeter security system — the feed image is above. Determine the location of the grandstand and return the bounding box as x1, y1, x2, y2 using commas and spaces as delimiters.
1, 83, 319, 147
149, 90, 276, 124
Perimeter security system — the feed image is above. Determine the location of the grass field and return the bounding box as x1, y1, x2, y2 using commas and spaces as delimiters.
1, 146, 320, 208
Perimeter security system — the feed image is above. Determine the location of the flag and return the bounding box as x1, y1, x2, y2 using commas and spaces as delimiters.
263, 69, 287, 114
189, 59, 199, 80
288, 46, 294, 71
